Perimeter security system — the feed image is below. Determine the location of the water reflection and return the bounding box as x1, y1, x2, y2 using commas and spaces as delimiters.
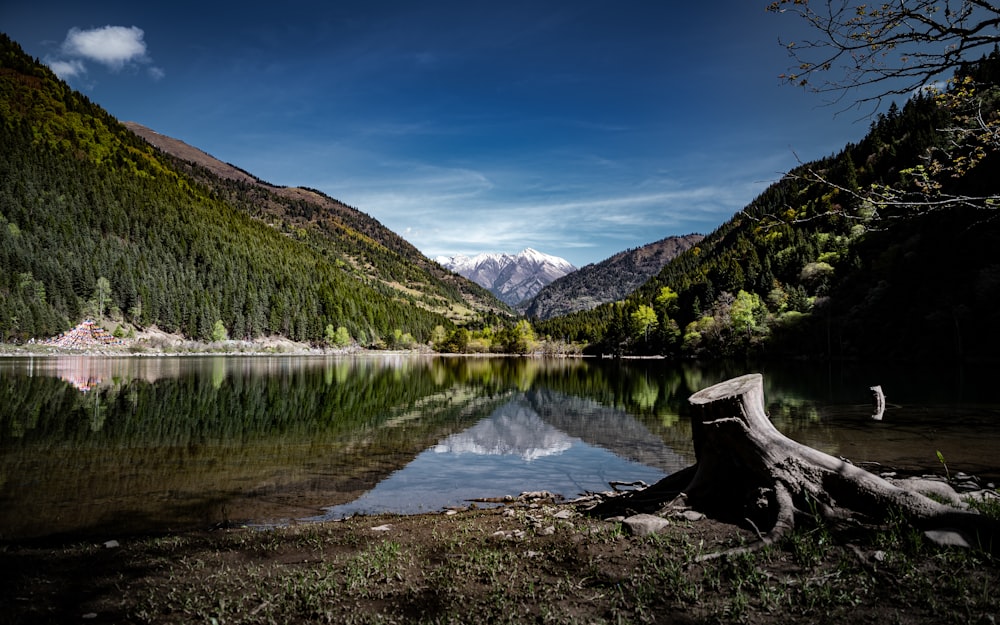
434, 402, 572, 461
315, 392, 675, 519
1, 355, 998, 540
0, 356, 693, 539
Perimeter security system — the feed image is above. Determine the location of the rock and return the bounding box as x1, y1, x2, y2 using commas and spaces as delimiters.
622, 513, 670, 537
679, 510, 705, 522
103, 540, 120, 549
553, 509, 574, 520
520, 491, 554, 500
492, 529, 526, 540
537, 526, 556, 536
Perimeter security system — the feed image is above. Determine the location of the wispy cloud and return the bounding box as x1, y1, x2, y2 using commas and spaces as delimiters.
46, 25, 164, 81
45, 58, 86, 79
341, 170, 748, 263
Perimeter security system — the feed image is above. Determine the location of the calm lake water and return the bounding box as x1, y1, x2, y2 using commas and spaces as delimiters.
1, 354, 998, 540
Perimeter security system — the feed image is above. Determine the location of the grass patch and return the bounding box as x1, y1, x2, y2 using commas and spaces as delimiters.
1, 507, 998, 624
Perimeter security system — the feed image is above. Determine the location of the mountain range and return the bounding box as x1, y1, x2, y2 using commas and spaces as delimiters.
3, 31, 999, 361
436, 249, 575, 307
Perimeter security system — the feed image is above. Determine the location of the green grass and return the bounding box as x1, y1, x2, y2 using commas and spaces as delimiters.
3, 507, 999, 625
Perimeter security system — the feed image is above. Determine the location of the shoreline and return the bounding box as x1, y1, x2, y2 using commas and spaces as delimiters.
2, 495, 998, 624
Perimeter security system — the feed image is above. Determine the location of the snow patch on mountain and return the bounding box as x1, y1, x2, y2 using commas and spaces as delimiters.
436, 248, 576, 307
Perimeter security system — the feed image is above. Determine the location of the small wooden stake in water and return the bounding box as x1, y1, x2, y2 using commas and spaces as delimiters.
870, 385, 885, 421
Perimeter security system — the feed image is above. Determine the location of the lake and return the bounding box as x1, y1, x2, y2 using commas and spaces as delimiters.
1, 354, 998, 541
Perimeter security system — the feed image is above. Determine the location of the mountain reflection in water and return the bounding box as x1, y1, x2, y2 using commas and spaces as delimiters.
313, 394, 680, 519
434, 403, 572, 461
2, 355, 999, 540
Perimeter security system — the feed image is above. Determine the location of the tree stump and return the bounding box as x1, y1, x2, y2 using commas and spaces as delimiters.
592, 373, 997, 556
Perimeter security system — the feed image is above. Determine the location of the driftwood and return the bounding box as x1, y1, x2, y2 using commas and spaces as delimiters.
593, 373, 997, 557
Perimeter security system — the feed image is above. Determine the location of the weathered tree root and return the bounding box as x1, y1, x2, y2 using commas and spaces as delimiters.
590, 373, 998, 558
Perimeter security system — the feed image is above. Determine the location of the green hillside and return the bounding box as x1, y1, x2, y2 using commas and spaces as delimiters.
0, 34, 503, 346
537, 52, 1000, 362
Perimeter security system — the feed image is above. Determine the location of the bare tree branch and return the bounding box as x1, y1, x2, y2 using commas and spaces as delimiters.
767, 1, 1000, 218
768, 0, 1000, 110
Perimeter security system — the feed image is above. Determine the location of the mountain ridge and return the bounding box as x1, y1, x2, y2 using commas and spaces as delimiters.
436, 248, 576, 307
121, 121, 510, 321
525, 234, 704, 320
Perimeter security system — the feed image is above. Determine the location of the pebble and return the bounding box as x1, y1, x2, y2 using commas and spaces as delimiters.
622, 513, 671, 537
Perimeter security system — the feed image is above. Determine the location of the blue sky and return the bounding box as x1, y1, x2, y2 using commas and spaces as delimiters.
2, 1, 878, 267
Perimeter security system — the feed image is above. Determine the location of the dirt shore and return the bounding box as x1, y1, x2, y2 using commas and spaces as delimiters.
2, 496, 998, 625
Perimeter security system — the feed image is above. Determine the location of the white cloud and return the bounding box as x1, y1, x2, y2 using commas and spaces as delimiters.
62, 25, 148, 69
45, 25, 164, 82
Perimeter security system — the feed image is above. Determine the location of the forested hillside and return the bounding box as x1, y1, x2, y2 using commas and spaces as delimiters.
0, 34, 503, 345
121, 122, 506, 321
536, 52, 1000, 362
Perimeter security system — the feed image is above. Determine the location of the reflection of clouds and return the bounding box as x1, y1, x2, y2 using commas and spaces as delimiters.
434, 403, 572, 461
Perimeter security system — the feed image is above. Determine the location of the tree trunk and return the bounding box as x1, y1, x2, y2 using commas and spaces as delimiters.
592, 373, 997, 555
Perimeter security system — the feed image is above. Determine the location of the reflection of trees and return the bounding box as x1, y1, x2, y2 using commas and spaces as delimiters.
0, 357, 517, 538
2, 357, 845, 447
0, 355, 868, 539
1, 357, 495, 444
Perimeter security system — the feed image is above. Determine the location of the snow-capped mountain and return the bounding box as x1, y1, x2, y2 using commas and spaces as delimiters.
436, 248, 576, 307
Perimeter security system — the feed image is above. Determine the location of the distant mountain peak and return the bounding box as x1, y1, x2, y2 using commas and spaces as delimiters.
437, 248, 576, 307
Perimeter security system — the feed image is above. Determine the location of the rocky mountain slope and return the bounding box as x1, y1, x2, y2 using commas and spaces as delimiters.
436, 248, 576, 307
524, 234, 703, 320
